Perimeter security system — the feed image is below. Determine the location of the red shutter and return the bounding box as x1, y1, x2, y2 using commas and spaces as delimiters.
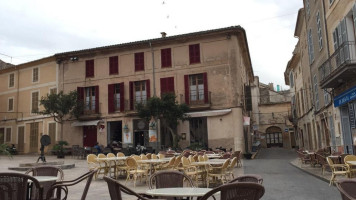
160, 78, 166, 95
203, 72, 208, 104
86, 60, 94, 77
135, 52, 144, 71
168, 77, 175, 93
77, 87, 84, 114
167, 48, 172, 67
161, 48, 172, 68
129, 81, 133, 110
109, 56, 118, 75
189, 44, 200, 64
108, 84, 115, 113
184, 75, 189, 104
120, 82, 125, 112
95, 86, 99, 113
146, 79, 151, 99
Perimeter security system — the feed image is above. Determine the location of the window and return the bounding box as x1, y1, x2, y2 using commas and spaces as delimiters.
5, 128, 11, 142
85, 60, 94, 78
313, 75, 319, 110
333, 18, 350, 65
289, 72, 294, 87
316, 11, 323, 50
189, 44, 200, 64
324, 89, 330, 105
8, 98, 13, 112
108, 83, 124, 113
129, 80, 150, 110
135, 52, 144, 71
306, 0, 310, 17
109, 56, 119, 75
31, 91, 39, 113
77, 86, 99, 113
9, 73, 14, 88
161, 48, 172, 68
308, 29, 314, 63
184, 73, 208, 105
33, 68, 39, 82
160, 77, 175, 95
50, 88, 57, 94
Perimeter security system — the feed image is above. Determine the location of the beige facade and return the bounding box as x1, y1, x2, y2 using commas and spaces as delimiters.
55, 26, 254, 152
0, 57, 58, 153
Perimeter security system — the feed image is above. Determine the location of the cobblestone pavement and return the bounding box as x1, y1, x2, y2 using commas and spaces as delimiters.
0, 154, 244, 199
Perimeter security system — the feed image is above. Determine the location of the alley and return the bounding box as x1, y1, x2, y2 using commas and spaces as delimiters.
244, 148, 340, 200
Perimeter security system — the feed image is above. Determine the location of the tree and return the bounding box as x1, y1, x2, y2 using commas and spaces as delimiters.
136, 93, 189, 148
38, 90, 83, 141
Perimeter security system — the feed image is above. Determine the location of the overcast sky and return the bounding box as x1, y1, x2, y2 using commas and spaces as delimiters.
0, 0, 303, 89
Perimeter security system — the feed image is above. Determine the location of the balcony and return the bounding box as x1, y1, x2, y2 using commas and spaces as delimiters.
319, 41, 356, 89
180, 91, 211, 110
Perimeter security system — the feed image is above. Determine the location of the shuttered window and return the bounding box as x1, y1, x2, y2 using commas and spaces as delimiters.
313, 75, 319, 111
161, 48, 172, 68
79, 86, 99, 113
307, 29, 314, 63
108, 83, 125, 113
9, 73, 14, 87
31, 91, 39, 113
129, 80, 150, 110
184, 73, 208, 104
5, 128, 11, 142
135, 52, 144, 71
160, 77, 175, 95
33, 68, 39, 82
189, 44, 200, 64
109, 56, 119, 75
86, 60, 94, 78
8, 98, 13, 111
316, 11, 323, 50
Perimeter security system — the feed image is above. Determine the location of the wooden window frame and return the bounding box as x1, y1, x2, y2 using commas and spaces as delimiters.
31, 91, 39, 113
32, 68, 39, 83
189, 44, 201, 64
9, 73, 14, 88
5, 127, 11, 142
161, 48, 172, 68
8, 97, 14, 112
135, 52, 145, 71
86, 60, 95, 78
109, 56, 119, 75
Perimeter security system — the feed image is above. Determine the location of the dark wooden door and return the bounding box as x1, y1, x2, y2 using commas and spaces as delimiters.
83, 126, 97, 147
17, 126, 24, 153
189, 117, 208, 148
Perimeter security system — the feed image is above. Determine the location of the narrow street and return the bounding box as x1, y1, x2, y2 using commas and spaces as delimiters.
243, 148, 340, 200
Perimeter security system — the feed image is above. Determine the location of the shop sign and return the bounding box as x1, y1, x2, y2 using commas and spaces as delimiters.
334, 85, 356, 107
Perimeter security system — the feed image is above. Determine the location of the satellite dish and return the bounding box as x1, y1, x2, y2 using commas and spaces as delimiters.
40, 135, 51, 146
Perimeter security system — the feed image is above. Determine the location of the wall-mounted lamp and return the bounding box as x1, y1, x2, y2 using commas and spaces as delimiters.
70, 56, 79, 62
181, 133, 186, 140
123, 124, 129, 133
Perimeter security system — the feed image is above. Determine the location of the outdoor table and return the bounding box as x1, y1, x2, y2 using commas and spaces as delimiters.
95, 157, 127, 177
191, 160, 227, 166
137, 159, 169, 174
145, 187, 212, 198
328, 155, 341, 164
28, 176, 58, 200
206, 154, 221, 159
346, 161, 356, 165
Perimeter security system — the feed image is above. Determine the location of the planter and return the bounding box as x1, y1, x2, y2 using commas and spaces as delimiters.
244, 153, 252, 159
57, 151, 65, 159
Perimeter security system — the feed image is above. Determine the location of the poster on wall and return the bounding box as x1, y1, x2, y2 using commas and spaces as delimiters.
149, 130, 157, 142
123, 132, 132, 144
243, 116, 250, 126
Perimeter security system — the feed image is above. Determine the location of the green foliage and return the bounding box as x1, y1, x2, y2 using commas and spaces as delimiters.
53, 141, 69, 152
39, 90, 83, 123
0, 144, 12, 158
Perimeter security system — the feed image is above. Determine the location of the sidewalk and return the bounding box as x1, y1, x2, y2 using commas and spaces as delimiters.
290, 158, 334, 184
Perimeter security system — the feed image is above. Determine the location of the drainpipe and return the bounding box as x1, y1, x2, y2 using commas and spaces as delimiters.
149, 42, 156, 97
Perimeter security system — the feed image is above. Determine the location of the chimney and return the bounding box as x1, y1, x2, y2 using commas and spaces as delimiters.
161, 32, 167, 38
268, 83, 274, 91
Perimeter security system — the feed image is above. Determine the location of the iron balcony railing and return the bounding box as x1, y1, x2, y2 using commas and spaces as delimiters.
319, 41, 356, 84
180, 91, 212, 106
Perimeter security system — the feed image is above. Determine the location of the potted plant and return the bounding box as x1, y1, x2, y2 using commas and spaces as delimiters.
53, 141, 69, 158
243, 152, 253, 159
0, 144, 12, 158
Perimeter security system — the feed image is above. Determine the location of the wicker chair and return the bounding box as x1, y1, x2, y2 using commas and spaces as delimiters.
149, 170, 194, 189
181, 156, 204, 186
151, 154, 158, 159
315, 153, 329, 175
125, 157, 148, 187
117, 152, 125, 157
87, 154, 108, 179
297, 151, 311, 167
199, 182, 265, 200
327, 157, 348, 186
158, 156, 176, 170
104, 176, 152, 200
344, 155, 356, 178
226, 157, 238, 180
46, 169, 97, 200
336, 179, 356, 200
25, 166, 64, 199
0, 172, 43, 200
206, 159, 230, 187
229, 174, 263, 184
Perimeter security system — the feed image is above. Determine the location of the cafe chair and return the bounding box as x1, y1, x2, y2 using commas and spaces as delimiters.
25, 166, 64, 199
117, 152, 125, 157
157, 157, 176, 170
336, 179, 356, 200
344, 155, 356, 178
45, 169, 97, 200
206, 159, 230, 187
327, 157, 348, 186
199, 182, 265, 200
0, 172, 43, 200
125, 157, 148, 187
297, 151, 311, 167
226, 157, 238, 180
181, 156, 204, 186
87, 154, 108, 179
149, 170, 194, 189
229, 174, 263, 184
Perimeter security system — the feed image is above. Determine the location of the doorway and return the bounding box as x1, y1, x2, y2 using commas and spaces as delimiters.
29, 123, 39, 153
0, 128, 4, 144
134, 131, 145, 146
108, 121, 122, 144
17, 126, 24, 153
133, 119, 149, 147
266, 126, 283, 148
83, 126, 97, 147
189, 117, 208, 149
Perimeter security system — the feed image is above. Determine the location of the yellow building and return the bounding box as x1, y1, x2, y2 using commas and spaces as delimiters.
0, 57, 58, 153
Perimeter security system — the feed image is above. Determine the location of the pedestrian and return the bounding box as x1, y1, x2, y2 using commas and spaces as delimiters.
94, 142, 102, 154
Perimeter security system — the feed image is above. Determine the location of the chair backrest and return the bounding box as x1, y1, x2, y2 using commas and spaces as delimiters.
221, 159, 231, 170
141, 154, 148, 160
181, 156, 191, 167
193, 154, 199, 162
117, 152, 125, 157
168, 157, 176, 166
131, 155, 141, 160
344, 155, 356, 163
327, 157, 334, 166
107, 153, 115, 158
198, 155, 204, 162
173, 155, 182, 167
104, 176, 149, 200
158, 153, 165, 159
46, 170, 97, 200
151, 154, 158, 159
126, 157, 138, 169
188, 155, 194, 163
87, 154, 97, 163
229, 157, 238, 168
203, 154, 208, 161
0, 172, 43, 200
336, 179, 356, 200
200, 182, 265, 200
98, 153, 106, 158
229, 174, 263, 184
149, 170, 194, 189
146, 153, 152, 159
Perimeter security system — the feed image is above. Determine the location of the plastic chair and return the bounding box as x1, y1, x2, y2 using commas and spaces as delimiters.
0, 172, 43, 200
46, 170, 97, 200
200, 182, 265, 200
229, 174, 263, 184
336, 178, 356, 200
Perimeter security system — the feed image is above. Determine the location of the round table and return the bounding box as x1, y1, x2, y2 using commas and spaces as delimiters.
32, 176, 58, 182
146, 187, 212, 198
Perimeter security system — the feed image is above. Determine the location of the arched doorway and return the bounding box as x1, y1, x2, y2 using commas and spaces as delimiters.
266, 126, 283, 148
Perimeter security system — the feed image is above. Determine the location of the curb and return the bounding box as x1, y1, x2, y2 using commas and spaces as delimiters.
289, 161, 330, 184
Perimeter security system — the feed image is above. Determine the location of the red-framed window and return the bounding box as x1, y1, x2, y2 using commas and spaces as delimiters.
86, 60, 94, 78
135, 52, 144, 71
189, 44, 200, 64
129, 80, 150, 110
109, 56, 119, 75
161, 48, 172, 68
160, 77, 175, 96
184, 72, 208, 105
108, 83, 125, 113
77, 86, 99, 113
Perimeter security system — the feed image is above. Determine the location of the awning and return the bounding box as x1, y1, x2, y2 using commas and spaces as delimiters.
186, 109, 232, 118
71, 120, 103, 127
